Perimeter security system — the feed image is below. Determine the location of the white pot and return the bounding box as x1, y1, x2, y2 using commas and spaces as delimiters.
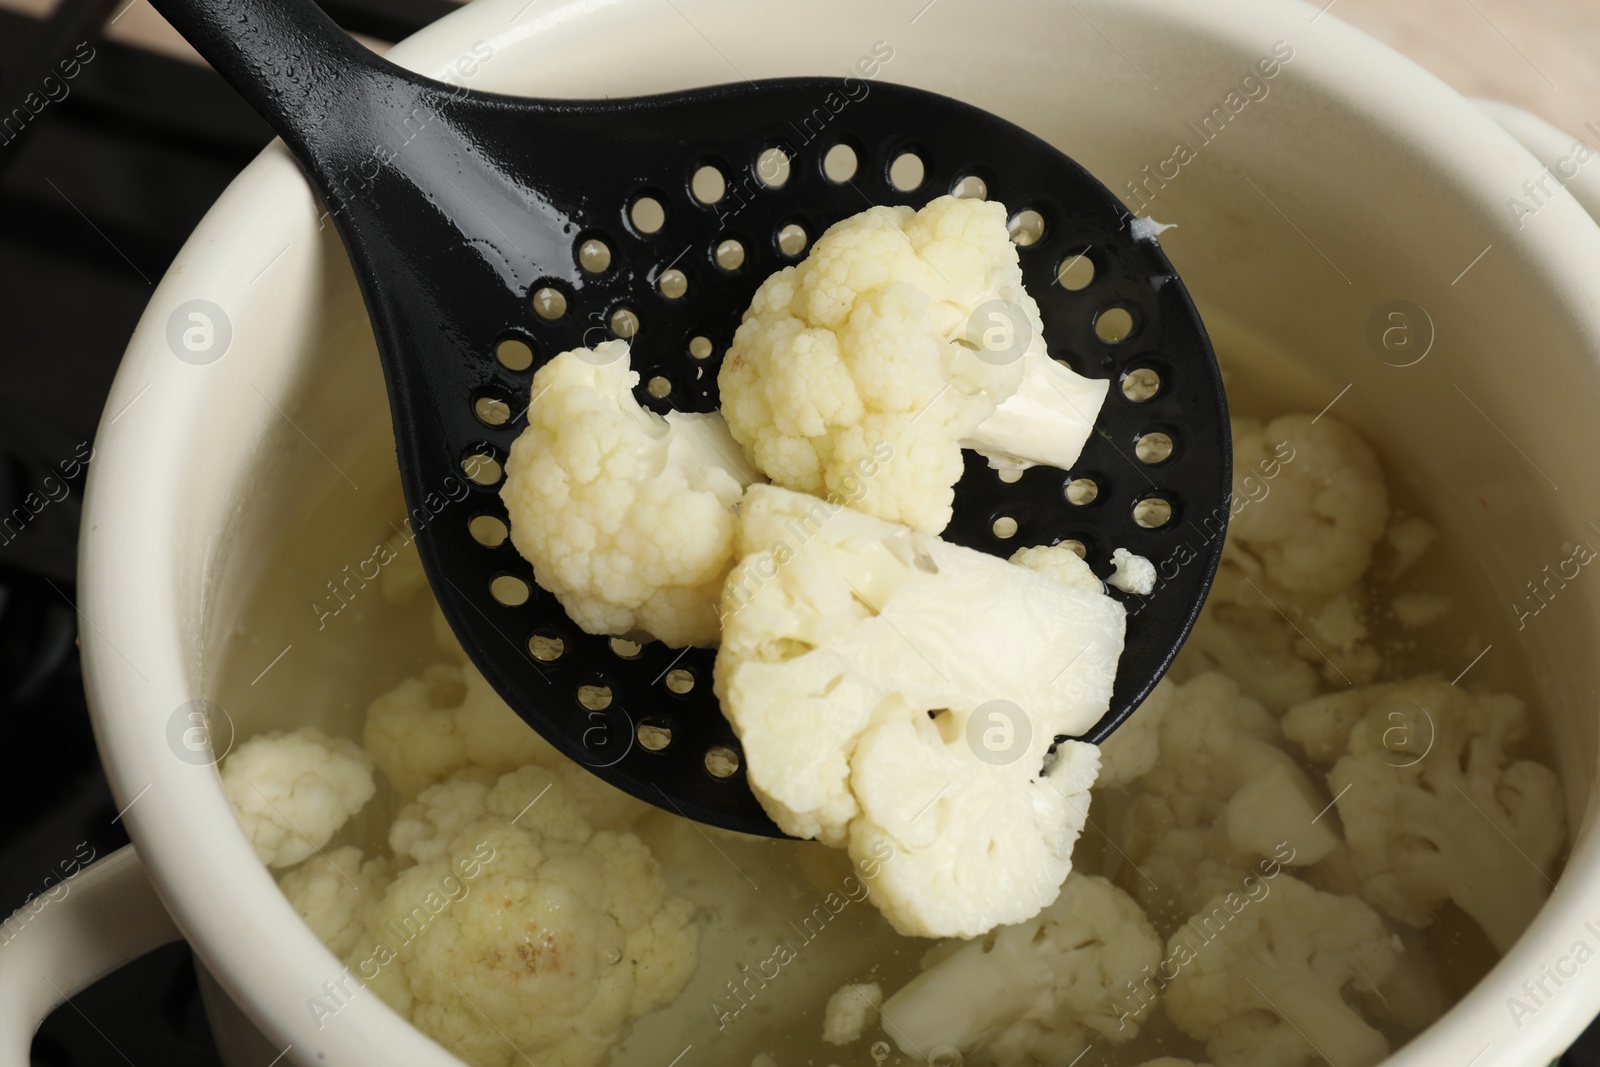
4, 0, 1600, 1064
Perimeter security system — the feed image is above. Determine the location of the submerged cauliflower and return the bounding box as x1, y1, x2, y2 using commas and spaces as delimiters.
277, 844, 392, 957
1283, 678, 1565, 953
1115, 674, 1338, 927
1175, 413, 1390, 703
822, 982, 883, 1045
355, 764, 697, 1067
1227, 414, 1389, 596
716, 485, 1123, 937
220, 727, 375, 868
719, 196, 1107, 534
881, 874, 1161, 1064
1165, 876, 1397, 1067
364, 658, 650, 830
363, 660, 550, 798
501, 340, 760, 647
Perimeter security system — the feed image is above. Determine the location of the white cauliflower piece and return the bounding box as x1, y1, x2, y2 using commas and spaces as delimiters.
1227, 414, 1389, 596
1095, 679, 1173, 790
220, 727, 375, 868
1113, 674, 1338, 930
364, 661, 549, 797
719, 196, 1107, 534
1164, 876, 1397, 1067
354, 764, 697, 1067
501, 340, 759, 647
277, 845, 392, 957
822, 981, 882, 1044
1283, 678, 1565, 952
1173, 599, 1320, 714
716, 486, 1125, 937
364, 659, 649, 829
1384, 516, 1436, 579
1109, 548, 1156, 595
880, 874, 1161, 1064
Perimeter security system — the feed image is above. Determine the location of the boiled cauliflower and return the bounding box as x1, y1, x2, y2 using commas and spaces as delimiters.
220, 727, 375, 868
354, 764, 697, 1067
277, 845, 392, 957
364, 661, 551, 797
501, 340, 760, 647
1227, 414, 1388, 595
880, 874, 1161, 1064
719, 196, 1107, 534
1283, 678, 1565, 952
822, 982, 882, 1045
1095, 679, 1173, 790
364, 658, 649, 829
1164, 875, 1397, 1067
716, 485, 1124, 937
1115, 674, 1338, 927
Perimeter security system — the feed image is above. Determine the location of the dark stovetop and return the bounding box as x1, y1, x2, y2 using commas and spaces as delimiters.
0, 2, 1596, 1064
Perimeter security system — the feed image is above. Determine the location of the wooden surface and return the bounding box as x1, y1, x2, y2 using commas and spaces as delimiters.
1328, 0, 1600, 139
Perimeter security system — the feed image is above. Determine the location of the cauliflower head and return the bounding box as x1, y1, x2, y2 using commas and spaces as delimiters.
354, 764, 697, 1067
719, 196, 1107, 533
1115, 674, 1338, 926
1283, 678, 1565, 953
365, 659, 650, 830
716, 485, 1125, 937
822, 981, 883, 1045
1164, 875, 1397, 1067
277, 845, 392, 957
220, 727, 375, 868
1227, 415, 1389, 596
501, 340, 759, 647
881, 874, 1162, 1064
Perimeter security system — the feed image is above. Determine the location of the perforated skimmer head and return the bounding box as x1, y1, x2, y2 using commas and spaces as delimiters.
155, 0, 1230, 836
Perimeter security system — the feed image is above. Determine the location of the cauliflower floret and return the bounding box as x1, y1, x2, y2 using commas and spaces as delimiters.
1164, 876, 1397, 1067
1384, 516, 1436, 579
1115, 674, 1338, 927
719, 196, 1107, 534
716, 486, 1125, 937
352, 765, 697, 1067
1095, 679, 1173, 790
365, 659, 649, 831
880, 874, 1161, 1064
220, 727, 375, 868
1173, 599, 1321, 714
277, 845, 392, 957
364, 661, 549, 797
1227, 415, 1389, 596
822, 982, 882, 1045
1283, 678, 1565, 952
1108, 548, 1157, 595
501, 340, 759, 647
